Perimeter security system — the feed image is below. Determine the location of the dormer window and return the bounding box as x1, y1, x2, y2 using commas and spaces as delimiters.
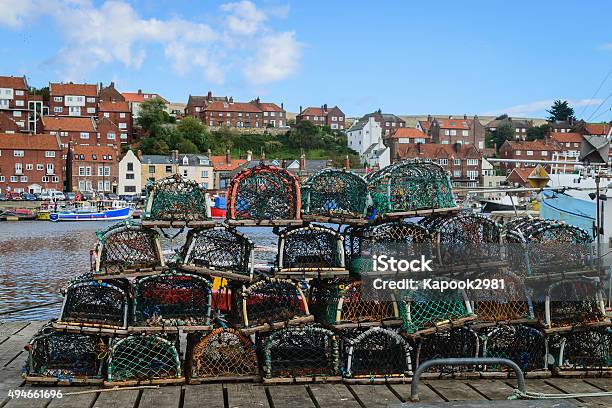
183, 156, 189, 165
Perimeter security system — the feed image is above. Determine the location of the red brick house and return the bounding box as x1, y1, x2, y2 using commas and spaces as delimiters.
98, 101, 132, 143
122, 90, 168, 119
41, 116, 98, 151
296, 104, 345, 130
68, 144, 119, 193
384, 127, 430, 160
429, 115, 486, 149
498, 140, 560, 174
0, 75, 30, 131
0, 112, 20, 133
210, 153, 248, 192
549, 132, 583, 160
99, 82, 125, 102
506, 166, 535, 188
0, 133, 63, 193
49, 82, 99, 117
251, 98, 286, 128
399, 142, 483, 187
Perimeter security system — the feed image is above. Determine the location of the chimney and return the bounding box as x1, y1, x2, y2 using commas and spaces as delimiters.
207, 91, 212, 99
226, 149, 231, 164
427, 114, 432, 123
137, 149, 142, 159
344, 155, 350, 170
299, 105, 303, 114
207, 148, 212, 158
172, 150, 179, 164
138, 89, 142, 95
246, 150, 253, 161
463, 114, 467, 120
453, 142, 461, 153
281, 159, 287, 168
281, 102, 284, 111
324, 104, 328, 112
110, 81, 115, 88
299, 153, 305, 171
229, 96, 234, 103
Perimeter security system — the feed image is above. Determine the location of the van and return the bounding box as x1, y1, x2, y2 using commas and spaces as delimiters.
50, 191, 66, 201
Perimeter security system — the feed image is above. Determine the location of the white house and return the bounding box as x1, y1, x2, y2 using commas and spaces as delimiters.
177, 154, 214, 190
117, 150, 141, 196
347, 116, 390, 168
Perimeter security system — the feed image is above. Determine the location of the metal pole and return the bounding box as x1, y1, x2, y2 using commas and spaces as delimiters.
410, 358, 526, 402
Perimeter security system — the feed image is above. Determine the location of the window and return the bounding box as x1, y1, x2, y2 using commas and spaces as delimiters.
42, 176, 49, 182
37, 164, 43, 171
45, 151, 56, 158
515, 150, 522, 156
119, 112, 126, 118
444, 129, 450, 136
13, 150, 24, 157
86, 97, 96, 103
92, 155, 97, 160
13, 111, 21, 117
125, 186, 136, 192
453, 170, 461, 177
15, 90, 24, 96
20, 176, 27, 182
98, 166, 104, 176
454, 159, 461, 166
26, 164, 33, 170
526, 150, 533, 156
441, 140, 449, 144
201, 170, 209, 177
264, 112, 269, 117
47, 163, 54, 174
450, 129, 457, 136
119, 123, 127, 129
165, 165, 172, 173
148, 165, 155, 174
60, 131, 68, 137
462, 130, 468, 136
542, 151, 548, 156
85, 166, 92, 176
103, 112, 110, 118
127, 163, 133, 171
467, 170, 478, 180
107, 132, 115, 140
466, 159, 478, 166
15, 163, 22, 174
0, 176, 4, 182
53, 107, 62, 113
126, 173, 135, 179
438, 158, 448, 165
80, 132, 89, 139
52, 176, 59, 183
10, 176, 18, 182
120, 133, 128, 140
78, 166, 85, 176
14, 100, 24, 107
53, 96, 62, 102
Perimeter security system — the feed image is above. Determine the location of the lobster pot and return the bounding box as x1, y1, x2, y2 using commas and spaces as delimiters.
301, 169, 369, 218
94, 221, 164, 275
481, 325, 547, 372
60, 279, 130, 328
107, 335, 182, 383
25, 326, 106, 382
424, 213, 501, 267
186, 328, 258, 382
549, 329, 612, 372
134, 272, 212, 326
415, 327, 479, 373
544, 278, 606, 329
398, 281, 474, 335
505, 219, 593, 277
470, 271, 534, 324
343, 221, 432, 275
344, 327, 412, 378
368, 160, 456, 215
278, 225, 345, 272
263, 325, 339, 379
236, 278, 310, 330
143, 174, 211, 222
227, 163, 301, 221
309, 279, 398, 325
180, 226, 254, 279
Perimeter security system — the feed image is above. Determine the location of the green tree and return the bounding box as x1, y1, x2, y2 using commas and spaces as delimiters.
287, 120, 322, 149
177, 139, 199, 154
139, 136, 169, 155
547, 100, 575, 122
136, 97, 174, 133
29, 86, 49, 102
178, 116, 212, 151
526, 123, 552, 141
487, 123, 514, 150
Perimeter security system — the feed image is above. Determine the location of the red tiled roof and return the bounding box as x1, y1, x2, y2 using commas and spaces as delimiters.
258, 102, 283, 112
0, 76, 27, 89
210, 155, 247, 171
122, 92, 168, 103
73, 145, 117, 162
585, 123, 611, 135
550, 132, 583, 144
436, 119, 470, 129
504, 140, 559, 151
508, 167, 533, 183
387, 128, 430, 140
29, 95, 43, 101
400, 143, 482, 159
418, 120, 432, 131
99, 101, 130, 112
42, 116, 96, 132
204, 101, 261, 113
0, 112, 20, 132
50, 83, 98, 97
0, 133, 60, 150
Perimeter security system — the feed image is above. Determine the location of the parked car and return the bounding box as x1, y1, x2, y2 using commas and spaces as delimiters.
80, 191, 95, 201
65, 192, 77, 202
39, 191, 53, 201
97, 193, 107, 200
0, 193, 7, 201
50, 191, 66, 201
6, 191, 23, 200
106, 193, 119, 200
21, 193, 37, 201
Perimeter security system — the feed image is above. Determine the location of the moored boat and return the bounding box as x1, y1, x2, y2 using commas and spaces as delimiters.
0, 208, 37, 221
50, 206, 131, 222
210, 195, 227, 219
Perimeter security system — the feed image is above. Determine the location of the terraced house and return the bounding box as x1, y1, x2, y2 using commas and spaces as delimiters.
428, 115, 486, 149
0, 75, 30, 132
0, 133, 63, 194
98, 101, 132, 143
67, 144, 119, 193
49, 82, 99, 117
296, 104, 345, 130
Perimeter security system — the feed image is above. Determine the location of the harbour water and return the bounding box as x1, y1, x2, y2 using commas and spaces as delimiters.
0, 221, 279, 320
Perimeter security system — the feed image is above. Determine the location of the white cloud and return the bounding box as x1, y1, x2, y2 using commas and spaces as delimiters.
221, 0, 266, 35
244, 31, 302, 84
484, 98, 603, 117
0, 0, 300, 85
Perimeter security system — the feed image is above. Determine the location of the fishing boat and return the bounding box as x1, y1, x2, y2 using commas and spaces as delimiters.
0, 208, 37, 221
479, 195, 526, 212
50, 200, 131, 222
210, 195, 227, 219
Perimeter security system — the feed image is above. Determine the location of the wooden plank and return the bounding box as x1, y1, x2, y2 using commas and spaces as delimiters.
306, 383, 360, 408
0, 322, 30, 337
92, 388, 139, 408
424, 380, 487, 402
138, 386, 181, 408
545, 378, 612, 406
47, 387, 99, 408
583, 378, 612, 391
225, 383, 269, 408
461, 379, 516, 400
267, 384, 314, 407
389, 400, 577, 407
347, 384, 401, 408
183, 384, 225, 408
516, 379, 581, 405
390, 383, 445, 403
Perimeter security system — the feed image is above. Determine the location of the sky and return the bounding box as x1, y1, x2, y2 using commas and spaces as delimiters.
1, 0, 612, 120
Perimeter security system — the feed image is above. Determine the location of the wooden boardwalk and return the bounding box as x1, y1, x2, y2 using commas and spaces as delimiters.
0, 321, 611, 408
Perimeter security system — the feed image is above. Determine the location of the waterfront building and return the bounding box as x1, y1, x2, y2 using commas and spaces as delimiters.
210, 151, 248, 192
67, 144, 119, 193
117, 150, 141, 197
140, 151, 213, 189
